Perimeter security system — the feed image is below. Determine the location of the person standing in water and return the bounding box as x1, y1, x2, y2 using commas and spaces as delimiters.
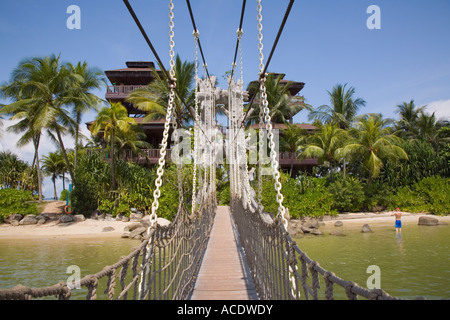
391, 207, 402, 234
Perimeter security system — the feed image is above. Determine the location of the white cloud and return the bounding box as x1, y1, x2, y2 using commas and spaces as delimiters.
426, 99, 450, 121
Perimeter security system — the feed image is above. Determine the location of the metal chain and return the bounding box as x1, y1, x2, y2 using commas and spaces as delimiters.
191, 30, 200, 215
256, 0, 287, 228
149, 0, 177, 228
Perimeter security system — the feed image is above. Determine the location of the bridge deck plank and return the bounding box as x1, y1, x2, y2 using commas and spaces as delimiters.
190, 206, 258, 300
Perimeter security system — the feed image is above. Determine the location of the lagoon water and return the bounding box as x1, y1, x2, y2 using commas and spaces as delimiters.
294, 221, 450, 300
0, 221, 448, 300
0, 237, 141, 299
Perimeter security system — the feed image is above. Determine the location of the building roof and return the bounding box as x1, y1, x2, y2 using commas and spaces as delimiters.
105, 61, 164, 85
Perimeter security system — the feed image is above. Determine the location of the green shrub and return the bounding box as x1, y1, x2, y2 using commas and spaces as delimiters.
392, 176, 449, 215
59, 189, 68, 201
364, 182, 396, 212
328, 177, 365, 212
0, 188, 38, 222
259, 173, 337, 218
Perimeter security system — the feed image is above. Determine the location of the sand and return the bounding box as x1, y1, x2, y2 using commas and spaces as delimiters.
0, 201, 136, 240
0, 202, 448, 240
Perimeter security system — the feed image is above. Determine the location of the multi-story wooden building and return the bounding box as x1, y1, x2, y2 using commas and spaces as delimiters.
90, 61, 317, 174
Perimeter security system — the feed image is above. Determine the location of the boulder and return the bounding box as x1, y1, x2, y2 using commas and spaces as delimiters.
73, 214, 86, 222
19, 215, 38, 225
334, 221, 343, 227
6, 214, 23, 224
121, 216, 130, 222
123, 222, 142, 233
10, 220, 20, 226
105, 214, 113, 221
102, 226, 115, 232
129, 227, 147, 240
90, 209, 100, 220
310, 229, 322, 236
130, 213, 143, 222
36, 215, 48, 225
59, 215, 74, 223
157, 217, 171, 227
361, 224, 372, 233
301, 226, 313, 233
418, 216, 439, 226
121, 232, 130, 238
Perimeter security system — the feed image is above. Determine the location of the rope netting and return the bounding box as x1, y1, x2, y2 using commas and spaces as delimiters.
230, 198, 399, 300
0, 196, 216, 300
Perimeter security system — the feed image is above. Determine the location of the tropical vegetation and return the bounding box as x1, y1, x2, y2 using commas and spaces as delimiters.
1, 54, 449, 222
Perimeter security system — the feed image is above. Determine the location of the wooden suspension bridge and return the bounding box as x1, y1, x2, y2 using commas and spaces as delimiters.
0, 0, 408, 301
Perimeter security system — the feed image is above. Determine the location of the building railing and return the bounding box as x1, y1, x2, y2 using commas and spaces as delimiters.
87, 148, 315, 166
106, 85, 146, 95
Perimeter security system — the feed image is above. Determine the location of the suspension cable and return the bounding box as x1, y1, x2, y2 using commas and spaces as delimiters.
231, 0, 296, 143
230, 0, 247, 81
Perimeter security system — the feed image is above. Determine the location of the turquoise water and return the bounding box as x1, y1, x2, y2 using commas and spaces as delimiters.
0, 237, 141, 299
293, 221, 450, 300
0, 221, 448, 300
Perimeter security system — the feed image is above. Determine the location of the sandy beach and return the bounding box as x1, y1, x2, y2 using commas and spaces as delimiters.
0, 201, 448, 240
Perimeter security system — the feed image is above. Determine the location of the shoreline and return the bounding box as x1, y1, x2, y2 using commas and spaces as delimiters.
0, 211, 448, 241
0, 219, 136, 240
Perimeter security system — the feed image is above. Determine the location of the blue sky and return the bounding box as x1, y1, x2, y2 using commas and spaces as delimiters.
1, 0, 449, 198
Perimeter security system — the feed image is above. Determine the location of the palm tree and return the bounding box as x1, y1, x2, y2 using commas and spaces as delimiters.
301, 124, 348, 181
89, 102, 137, 190
41, 151, 65, 200
279, 122, 307, 177
0, 54, 80, 186
126, 55, 196, 128
246, 73, 312, 125
309, 83, 366, 129
416, 111, 449, 146
394, 100, 426, 138
0, 151, 29, 189
0, 102, 44, 200
66, 61, 106, 177
341, 114, 408, 185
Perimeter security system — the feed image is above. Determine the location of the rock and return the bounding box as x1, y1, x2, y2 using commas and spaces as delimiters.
129, 227, 147, 239
121, 232, 130, 238
311, 229, 322, 236
301, 226, 313, 233
73, 214, 85, 222
130, 213, 143, 222
6, 214, 23, 224
334, 221, 343, 227
102, 226, 115, 232
59, 215, 74, 223
361, 224, 372, 233
19, 215, 38, 225
36, 215, 47, 225
330, 230, 345, 236
121, 216, 130, 222
105, 214, 113, 221
303, 221, 319, 229
157, 217, 171, 227
123, 222, 142, 233
10, 220, 19, 226
90, 209, 100, 220
418, 216, 439, 226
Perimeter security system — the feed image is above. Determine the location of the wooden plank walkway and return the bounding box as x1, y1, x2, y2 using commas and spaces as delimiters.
189, 206, 258, 300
